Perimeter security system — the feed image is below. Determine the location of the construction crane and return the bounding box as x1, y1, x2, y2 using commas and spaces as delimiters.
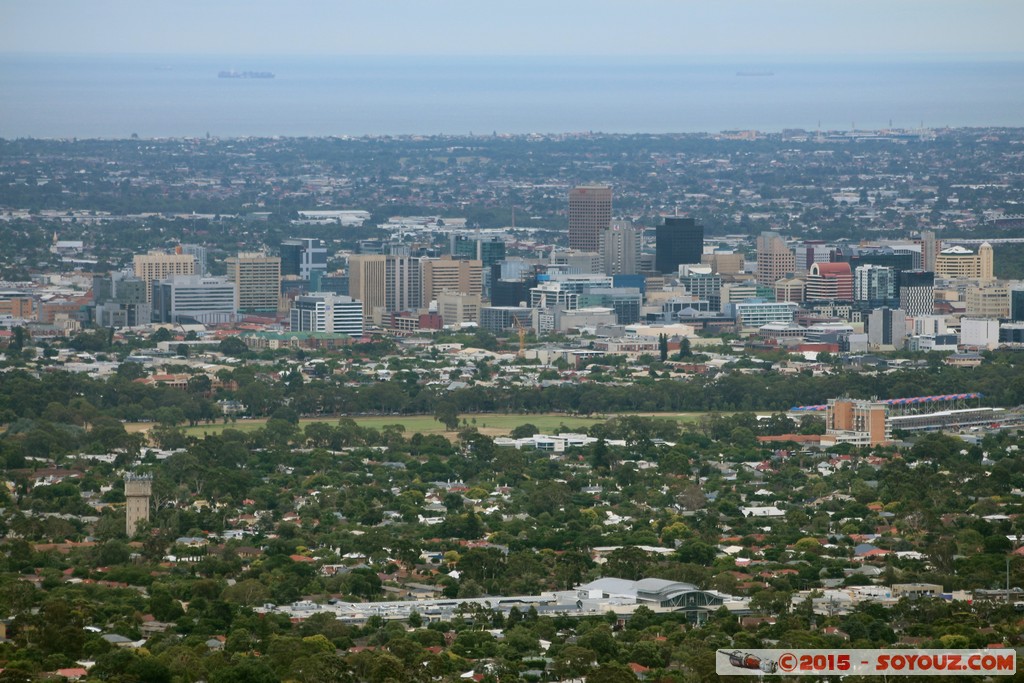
512, 315, 527, 358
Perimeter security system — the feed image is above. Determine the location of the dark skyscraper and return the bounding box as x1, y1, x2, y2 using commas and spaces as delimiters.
656, 217, 704, 274
568, 185, 612, 252
1011, 289, 1024, 322
280, 238, 328, 280
280, 240, 302, 277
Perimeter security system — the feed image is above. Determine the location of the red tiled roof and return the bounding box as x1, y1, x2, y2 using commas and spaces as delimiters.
812, 262, 852, 276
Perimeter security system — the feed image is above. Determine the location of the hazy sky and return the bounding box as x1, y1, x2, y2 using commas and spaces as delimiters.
2, 0, 1023, 58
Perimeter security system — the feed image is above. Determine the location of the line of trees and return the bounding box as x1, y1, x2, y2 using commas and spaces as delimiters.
2, 353, 1024, 434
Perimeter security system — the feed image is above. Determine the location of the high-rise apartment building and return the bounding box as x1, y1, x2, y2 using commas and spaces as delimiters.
898, 270, 935, 316
568, 185, 612, 252
680, 269, 723, 303
854, 264, 896, 304
348, 254, 422, 323
755, 231, 795, 287
421, 256, 483, 307
133, 249, 196, 302
655, 217, 703, 274
348, 254, 386, 320
918, 231, 939, 272
600, 220, 642, 275
225, 253, 281, 313
289, 293, 364, 337
180, 244, 209, 275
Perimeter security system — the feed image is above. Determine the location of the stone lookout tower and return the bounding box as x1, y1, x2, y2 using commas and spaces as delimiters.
124, 474, 152, 537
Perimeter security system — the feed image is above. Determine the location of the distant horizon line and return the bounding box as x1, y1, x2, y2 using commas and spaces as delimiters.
3, 51, 1024, 63
6, 126, 1023, 144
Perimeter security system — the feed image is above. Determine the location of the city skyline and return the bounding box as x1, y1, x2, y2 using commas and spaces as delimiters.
2, 1, 1024, 679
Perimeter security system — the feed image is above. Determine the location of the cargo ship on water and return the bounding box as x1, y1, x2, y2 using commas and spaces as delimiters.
218, 70, 275, 79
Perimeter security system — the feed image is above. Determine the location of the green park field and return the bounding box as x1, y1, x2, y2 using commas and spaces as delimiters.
171, 412, 709, 439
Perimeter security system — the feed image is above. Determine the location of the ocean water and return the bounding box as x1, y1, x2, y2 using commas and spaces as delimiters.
1, 54, 1023, 138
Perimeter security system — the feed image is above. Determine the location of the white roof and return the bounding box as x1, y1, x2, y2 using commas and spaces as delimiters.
578, 577, 638, 596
